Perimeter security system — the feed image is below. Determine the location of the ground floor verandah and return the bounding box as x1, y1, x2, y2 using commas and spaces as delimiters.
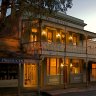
0, 57, 96, 88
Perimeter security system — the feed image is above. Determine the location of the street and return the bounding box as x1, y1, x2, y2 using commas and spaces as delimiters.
60, 90, 96, 96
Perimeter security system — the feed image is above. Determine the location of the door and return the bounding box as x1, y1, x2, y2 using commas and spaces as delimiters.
24, 64, 37, 87
91, 63, 96, 81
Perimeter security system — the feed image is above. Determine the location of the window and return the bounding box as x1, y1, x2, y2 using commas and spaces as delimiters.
73, 35, 78, 45
0, 64, 18, 80
47, 30, 53, 42
56, 32, 61, 42
70, 59, 81, 74
30, 34, 37, 42
61, 32, 65, 43
46, 28, 56, 43
47, 58, 60, 75
69, 33, 73, 44
92, 64, 96, 79
68, 32, 79, 46
30, 27, 38, 42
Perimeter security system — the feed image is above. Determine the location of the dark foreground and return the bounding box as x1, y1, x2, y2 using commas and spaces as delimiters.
60, 90, 96, 96
1, 86, 96, 96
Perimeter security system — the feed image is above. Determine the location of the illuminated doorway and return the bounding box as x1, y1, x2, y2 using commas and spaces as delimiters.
91, 63, 96, 81
24, 64, 37, 87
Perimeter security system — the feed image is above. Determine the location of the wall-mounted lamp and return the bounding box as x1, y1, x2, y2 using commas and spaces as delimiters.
31, 28, 37, 33
42, 30, 46, 35
69, 35, 73, 40
61, 63, 64, 68
56, 33, 61, 38
70, 59, 73, 67
70, 63, 73, 67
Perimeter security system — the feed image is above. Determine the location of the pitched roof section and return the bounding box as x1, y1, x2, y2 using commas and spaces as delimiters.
43, 12, 87, 30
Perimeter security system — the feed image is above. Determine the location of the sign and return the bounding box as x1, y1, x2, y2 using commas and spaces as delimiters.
0, 58, 23, 63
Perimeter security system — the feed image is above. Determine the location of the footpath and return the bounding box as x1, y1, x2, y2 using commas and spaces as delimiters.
0, 85, 96, 96
43, 85, 96, 96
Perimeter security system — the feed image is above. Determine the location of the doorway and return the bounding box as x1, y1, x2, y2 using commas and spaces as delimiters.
90, 63, 96, 81
24, 64, 37, 87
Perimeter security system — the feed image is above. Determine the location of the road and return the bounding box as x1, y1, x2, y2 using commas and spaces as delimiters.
60, 90, 96, 96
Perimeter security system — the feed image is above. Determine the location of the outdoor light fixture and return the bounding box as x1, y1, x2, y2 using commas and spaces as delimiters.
70, 63, 73, 67
56, 33, 61, 38
31, 28, 37, 33
70, 59, 73, 67
69, 35, 73, 40
61, 63, 64, 68
42, 30, 46, 35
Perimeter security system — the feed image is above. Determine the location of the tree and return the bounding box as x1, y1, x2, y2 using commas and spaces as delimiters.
0, 0, 73, 35
0, 0, 73, 21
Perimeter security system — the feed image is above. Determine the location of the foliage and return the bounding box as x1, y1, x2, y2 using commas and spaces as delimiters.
0, 0, 73, 19
0, 0, 73, 34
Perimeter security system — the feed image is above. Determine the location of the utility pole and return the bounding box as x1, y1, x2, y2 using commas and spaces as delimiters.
18, 63, 21, 96
86, 35, 88, 87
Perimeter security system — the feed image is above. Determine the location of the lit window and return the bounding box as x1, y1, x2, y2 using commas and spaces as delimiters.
47, 58, 60, 75
73, 35, 78, 46
70, 59, 81, 74
92, 64, 96, 80
56, 32, 61, 42
47, 30, 53, 42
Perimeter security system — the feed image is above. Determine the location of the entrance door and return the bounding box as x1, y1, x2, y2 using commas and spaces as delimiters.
24, 64, 37, 87
91, 64, 96, 81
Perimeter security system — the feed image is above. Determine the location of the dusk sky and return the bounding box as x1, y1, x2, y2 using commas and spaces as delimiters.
67, 0, 96, 33
0, 0, 96, 33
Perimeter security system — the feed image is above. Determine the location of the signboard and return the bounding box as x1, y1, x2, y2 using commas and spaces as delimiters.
0, 58, 23, 63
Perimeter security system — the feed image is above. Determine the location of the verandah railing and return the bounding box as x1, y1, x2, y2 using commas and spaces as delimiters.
22, 41, 87, 55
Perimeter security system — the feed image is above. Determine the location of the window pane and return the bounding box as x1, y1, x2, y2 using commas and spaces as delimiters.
47, 58, 60, 75
70, 60, 80, 74
48, 30, 53, 42
50, 58, 56, 75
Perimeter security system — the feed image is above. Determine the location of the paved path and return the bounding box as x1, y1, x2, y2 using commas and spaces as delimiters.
45, 86, 96, 96
60, 90, 96, 96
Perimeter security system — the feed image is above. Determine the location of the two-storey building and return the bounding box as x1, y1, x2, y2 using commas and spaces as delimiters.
0, 12, 96, 91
